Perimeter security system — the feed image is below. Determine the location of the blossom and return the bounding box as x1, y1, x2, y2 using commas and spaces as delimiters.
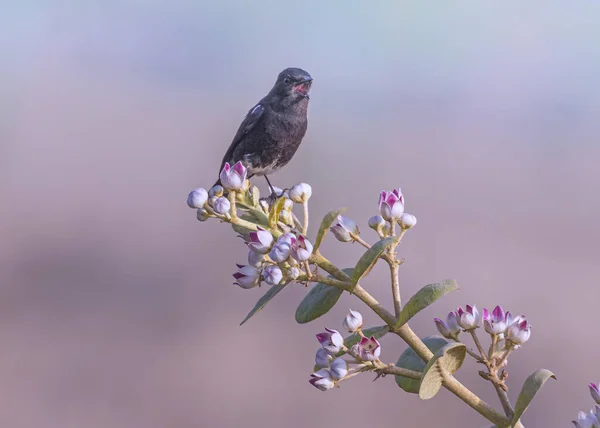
290, 234, 313, 262
316, 328, 344, 355
219, 161, 247, 191
378, 188, 404, 221
342, 310, 363, 333
330, 215, 359, 242
456, 305, 481, 330
357, 336, 381, 361
232, 264, 261, 289
248, 227, 274, 254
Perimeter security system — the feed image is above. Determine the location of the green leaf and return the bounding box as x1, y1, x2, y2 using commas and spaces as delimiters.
313, 208, 347, 252
351, 236, 397, 288
395, 279, 459, 328
268, 197, 288, 228
295, 268, 353, 324
395, 336, 449, 393
240, 284, 287, 325
338, 325, 390, 356
419, 342, 466, 400
512, 369, 556, 425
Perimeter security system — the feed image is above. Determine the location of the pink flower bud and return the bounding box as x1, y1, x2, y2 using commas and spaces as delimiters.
309, 369, 335, 391
456, 305, 481, 330
213, 197, 231, 215
507, 319, 531, 345
400, 213, 417, 229
483, 305, 507, 335
289, 183, 312, 203
316, 328, 344, 355
330, 215, 359, 242
342, 309, 363, 333
187, 188, 208, 208
248, 227, 274, 254
233, 264, 260, 289
315, 348, 332, 369
329, 357, 348, 380
378, 188, 404, 221
434, 311, 461, 340
357, 336, 381, 361
219, 161, 248, 191
290, 234, 313, 262
262, 265, 283, 285
590, 383, 600, 405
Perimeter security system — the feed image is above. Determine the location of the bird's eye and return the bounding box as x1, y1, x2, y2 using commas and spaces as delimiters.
283, 77, 291, 85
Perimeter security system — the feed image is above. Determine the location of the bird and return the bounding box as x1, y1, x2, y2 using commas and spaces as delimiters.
214, 67, 312, 197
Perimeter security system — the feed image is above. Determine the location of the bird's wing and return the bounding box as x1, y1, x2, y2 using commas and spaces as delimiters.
219, 103, 265, 173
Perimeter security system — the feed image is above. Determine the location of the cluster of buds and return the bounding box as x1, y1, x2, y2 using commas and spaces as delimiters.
187, 161, 316, 290
309, 310, 384, 391
572, 383, 600, 427
328, 187, 417, 245
234, 229, 313, 288
435, 305, 531, 347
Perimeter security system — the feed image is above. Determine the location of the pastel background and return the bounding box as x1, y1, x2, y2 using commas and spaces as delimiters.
2, 1, 599, 427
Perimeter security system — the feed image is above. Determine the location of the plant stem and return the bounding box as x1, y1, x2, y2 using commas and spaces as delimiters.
470, 330, 489, 363
352, 235, 393, 264
373, 363, 422, 380
302, 201, 309, 235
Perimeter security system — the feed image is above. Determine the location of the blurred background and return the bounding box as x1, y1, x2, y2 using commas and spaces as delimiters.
2, 1, 600, 427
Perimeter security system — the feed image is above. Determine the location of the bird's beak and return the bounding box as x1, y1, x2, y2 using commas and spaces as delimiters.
293, 78, 313, 98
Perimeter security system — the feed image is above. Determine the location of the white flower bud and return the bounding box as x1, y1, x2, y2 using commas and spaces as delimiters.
342, 309, 363, 333
269, 239, 291, 263
330, 215, 359, 242
287, 266, 300, 280
209, 185, 224, 198
316, 328, 344, 355
196, 208, 210, 222
289, 183, 312, 204
213, 197, 231, 215
247, 249, 264, 268
400, 213, 417, 229
329, 357, 348, 380
263, 265, 283, 285
187, 188, 208, 208
247, 227, 274, 254
315, 348, 332, 369
233, 264, 260, 289
309, 369, 335, 391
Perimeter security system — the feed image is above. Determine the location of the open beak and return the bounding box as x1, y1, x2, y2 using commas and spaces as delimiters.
294, 78, 313, 98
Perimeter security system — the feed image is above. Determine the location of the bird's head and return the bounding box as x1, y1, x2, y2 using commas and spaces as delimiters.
272, 67, 313, 99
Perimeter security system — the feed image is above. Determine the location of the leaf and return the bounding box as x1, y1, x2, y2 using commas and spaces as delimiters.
268, 197, 288, 228
295, 268, 353, 324
419, 342, 466, 400
395, 280, 459, 328
395, 336, 449, 393
240, 284, 287, 325
338, 325, 390, 356
512, 369, 556, 425
313, 208, 347, 252
350, 237, 397, 288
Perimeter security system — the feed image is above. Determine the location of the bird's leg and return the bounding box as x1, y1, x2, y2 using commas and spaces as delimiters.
263, 175, 284, 205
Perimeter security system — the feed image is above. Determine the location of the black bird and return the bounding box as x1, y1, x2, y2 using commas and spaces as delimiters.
214, 67, 312, 195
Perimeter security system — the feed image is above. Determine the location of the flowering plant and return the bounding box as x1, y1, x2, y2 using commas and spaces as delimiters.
186, 161, 574, 427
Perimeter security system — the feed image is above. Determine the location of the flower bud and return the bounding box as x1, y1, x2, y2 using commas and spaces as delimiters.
573, 410, 600, 428
287, 266, 300, 280
247, 249, 264, 268
248, 227, 274, 254
316, 328, 344, 355
591, 383, 600, 405
233, 264, 260, 289
187, 188, 208, 209
329, 357, 348, 380
330, 215, 359, 242
213, 197, 231, 215
400, 213, 417, 229
289, 183, 312, 204
270, 186, 288, 198
269, 239, 291, 263
483, 306, 507, 335
342, 309, 363, 333
456, 305, 481, 330
357, 336, 381, 361
315, 348, 332, 369
291, 234, 313, 262
507, 319, 531, 345
196, 208, 210, 222
368, 215, 385, 230
263, 265, 283, 285
378, 188, 404, 221
209, 185, 224, 198
434, 311, 461, 340
309, 369, 335, 391
219, 161, 247, 191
